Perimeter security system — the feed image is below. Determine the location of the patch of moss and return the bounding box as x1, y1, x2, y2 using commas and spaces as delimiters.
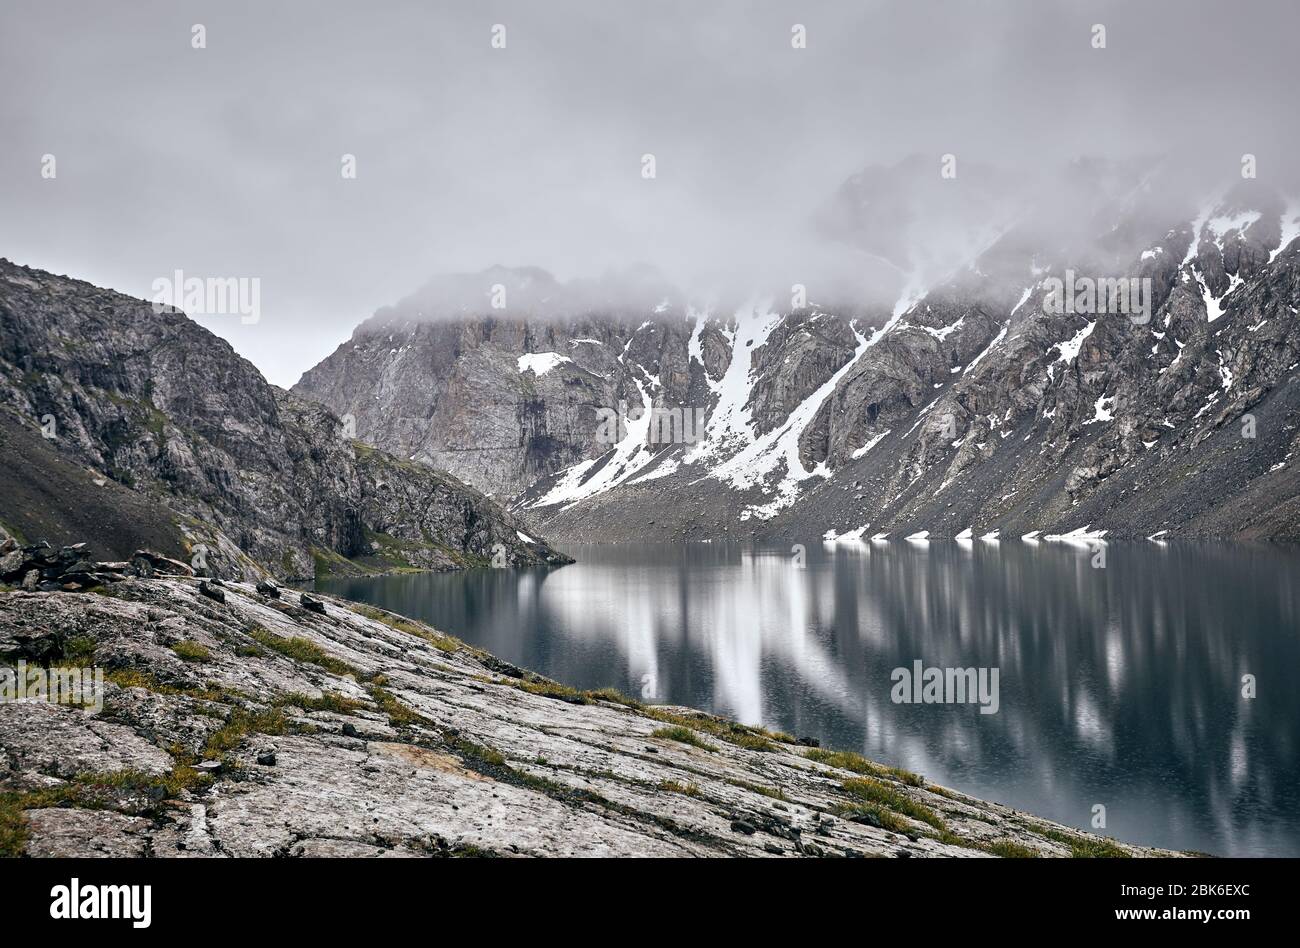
63, 635, 98, 667
104, 668, 237, 704
659, 779, 702, 797
729, 732, 778, 752
1, 766, 215, 856
0, 519, 27, 546
0, 796, 29, 857
833, 801, 911, 833
982, 839, 1040, 858
171, 640, 213, 663
642, 707, 781, 752
512, 677, 589, 703
365, 683, 431, 728
447, 843, 495, 858
804, 747, 924, 786
1042, 828, 1130, 858
584, 687, 644, 708
840, 777, 945, 831
652, 725, 714, 750
203, 707, 290, 758
273, 691, 369, 715
248, 627, 359, 678
727, 779, 788, 801
448, 734, 507, 767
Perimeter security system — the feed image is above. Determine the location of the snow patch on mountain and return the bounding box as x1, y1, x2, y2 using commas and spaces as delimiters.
517, 352, 572, 376
685, 301, 781, 461
1044, 526, 1108, 544
1056, 320, 1097, 364
1205, 209, 1261, 243
852, 429, 891, 460
823, 524, 869, 543
528, 362, 657, 508
718, 321, 871, 521
1272, 202, 1300, 263
686, 306, 711, 376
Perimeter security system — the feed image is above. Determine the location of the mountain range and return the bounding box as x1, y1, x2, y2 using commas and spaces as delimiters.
294, 164, 1300, 544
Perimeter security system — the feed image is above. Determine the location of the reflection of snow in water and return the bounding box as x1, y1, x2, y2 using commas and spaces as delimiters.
537, 549, 856, 728
1072, 687, 1109, 751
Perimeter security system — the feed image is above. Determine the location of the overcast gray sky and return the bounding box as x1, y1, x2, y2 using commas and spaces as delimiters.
2, 0, 1296, 386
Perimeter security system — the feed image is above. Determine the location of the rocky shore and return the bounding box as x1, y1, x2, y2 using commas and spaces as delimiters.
1, 550, 1183, 858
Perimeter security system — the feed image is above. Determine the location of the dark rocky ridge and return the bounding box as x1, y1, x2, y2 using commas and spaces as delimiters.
0, 259, 570, 580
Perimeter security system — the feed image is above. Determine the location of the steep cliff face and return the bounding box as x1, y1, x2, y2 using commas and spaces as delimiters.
0, 260, 569, 580
292, 175, 1300, 544
295, 267, 714, 500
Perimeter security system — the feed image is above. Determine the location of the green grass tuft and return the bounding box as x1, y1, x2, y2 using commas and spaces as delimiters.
659, 780, 703, 797
171, 640, 213, 663
1, 766, 216, 856
840, 777, 945, 830
273, 691, 369, 715
982, 839, 1041, 858
248, 628, 359, 677
651, 725, 713, 750
583, 687, 645, 708
727, 779, 789, 801
833, 801, 911, 833
203, 707, 290, 758
365, 683, 431, 728
642, 707, 782, 752
63, 635, 98, 666
804, 747, 924, 785
512, 677, 589, 703
1042, 829, 1130, 858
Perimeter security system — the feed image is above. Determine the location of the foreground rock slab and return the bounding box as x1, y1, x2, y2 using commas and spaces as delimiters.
1, 577, 1181, 858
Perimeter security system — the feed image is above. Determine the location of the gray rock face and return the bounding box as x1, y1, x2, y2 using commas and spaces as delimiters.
0, 576, 1177, 858
294, 290, 716, 500
749, 309, 860, 437
0, 259, 569, 579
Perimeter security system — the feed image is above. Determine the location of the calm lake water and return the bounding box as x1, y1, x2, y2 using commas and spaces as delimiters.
319, 540, 1300, 856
